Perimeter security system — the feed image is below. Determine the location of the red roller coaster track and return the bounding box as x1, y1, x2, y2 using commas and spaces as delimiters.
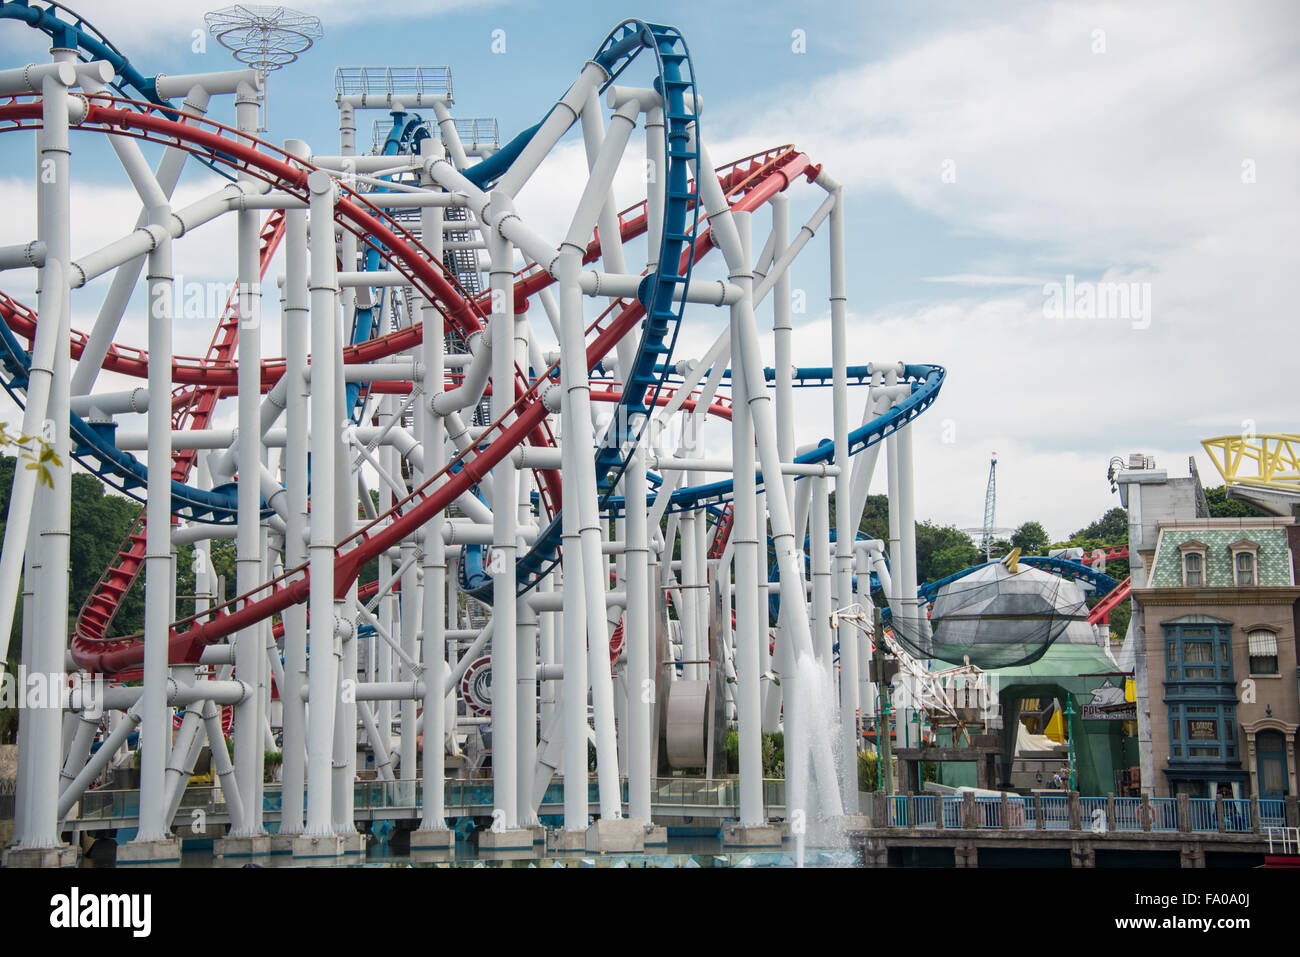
0, 94, 812, 676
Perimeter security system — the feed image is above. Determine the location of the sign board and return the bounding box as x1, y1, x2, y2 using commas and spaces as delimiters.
1081, 677, 1136, 721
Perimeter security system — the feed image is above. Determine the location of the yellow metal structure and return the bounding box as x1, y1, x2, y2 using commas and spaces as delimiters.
1202, 433, 1300, 489
1044, 707, 1065, 744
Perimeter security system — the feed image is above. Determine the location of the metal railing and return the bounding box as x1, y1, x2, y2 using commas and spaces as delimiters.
1151, 797, 1178, 831
1188, 798, 1217, 832
65, 780, 1295, 838
911, 794, 937, 828
1260, 799, 1287, 830
1006, 795, 1034, 829
1080, 797, 1106, 830
1041, 794, 1069, 830
974, 796, 1002, 828
1221, 799, 1252, 833
1114, 797, 1143, 831
68, 776, 790, 828
876, 792, 1292, 835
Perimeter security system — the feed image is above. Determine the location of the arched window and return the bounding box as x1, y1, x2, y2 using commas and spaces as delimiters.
1235, 551, 1255, 586
1247, 629, 1279, 675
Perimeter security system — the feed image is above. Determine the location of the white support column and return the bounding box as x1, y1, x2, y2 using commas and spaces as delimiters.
417, 137, 450, 837
694, 141, 842, 818
828, 187, 860, 805
279, 153, 310, 834
625, 430, 652, 825
555, 245, 621, 821
812, 477, 833, 667
9, 56, 78, 861
303, 171, 340, 839
730, 211, 763, 827
488, 189, 519, 830
231, 78, 266, 837
135, 165, 175, 845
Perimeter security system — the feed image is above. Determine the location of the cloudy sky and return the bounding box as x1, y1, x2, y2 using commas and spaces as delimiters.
0, 0, 1296, 540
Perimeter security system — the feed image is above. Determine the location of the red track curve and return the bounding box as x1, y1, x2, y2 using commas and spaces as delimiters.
0, 95, 812, 674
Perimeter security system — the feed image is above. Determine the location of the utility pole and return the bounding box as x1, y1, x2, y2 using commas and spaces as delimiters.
873, 604, 894, 795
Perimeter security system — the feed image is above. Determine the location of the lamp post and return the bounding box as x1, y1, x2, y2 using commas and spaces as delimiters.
874, 692, 894, 794
1064, 695, 1078, 792
911, 709, 924, 792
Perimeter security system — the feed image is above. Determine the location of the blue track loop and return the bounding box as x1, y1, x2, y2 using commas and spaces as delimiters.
461, 21, 704, 602
346, 111, 423, 422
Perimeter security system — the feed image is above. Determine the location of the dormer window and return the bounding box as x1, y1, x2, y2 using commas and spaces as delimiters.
1228, 540, 1260, 587
1235, 552, 1255, 586
1178, 540, 1209, 588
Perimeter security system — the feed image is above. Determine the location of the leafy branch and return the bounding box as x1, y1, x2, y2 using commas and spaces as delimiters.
0, 422, 62, 489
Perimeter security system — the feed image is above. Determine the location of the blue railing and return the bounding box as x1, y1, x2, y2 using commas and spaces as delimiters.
941, 795, 964, 828
1188, 798, 1217, 832
1081, 797, 1107, 830
1041, 795, 1070, 830
1007, 795, 1034, 829
974, 796, 1002, 828
887, 794, 909, 827
1114, 797, 1143, 831
1260, 799, 1287, 830
911, 794, 937, 828
1151, 797, 1179, 831
1221, 799, 1252, 834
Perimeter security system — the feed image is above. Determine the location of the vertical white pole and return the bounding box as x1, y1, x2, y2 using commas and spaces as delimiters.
625, 430, 651, 824
232, 78, 266, 835
694, 141, 842, 818
812, 477, 833, 666
829, 188, 860, 804
279, 156, 310, 833
558, 251, 592, 830
304, 170, 340, 836
15, 59, 73, 853
136, 166, 175, 845
515, 300, 538, 826
488, 189, 518, 829
556, 247, 620, 820
418, 138, 449, 834
730, 210, 763, 826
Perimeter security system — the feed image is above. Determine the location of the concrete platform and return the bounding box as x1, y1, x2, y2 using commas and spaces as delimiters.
644, 825, 668, 846
478, 825, 539, 851
269, 833, 297, 855
586, 818, 645, 854
2, 843, 78, 868
291, 834, 345, 859
722, 822, 784, 848
409, 827, 456, 850
117, 837, 182, 865
340, 830, 366, 856
213, 834, 271, 859
548, 827, 589, 852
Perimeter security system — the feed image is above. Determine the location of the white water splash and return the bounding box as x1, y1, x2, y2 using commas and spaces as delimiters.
785, 653, 845, 867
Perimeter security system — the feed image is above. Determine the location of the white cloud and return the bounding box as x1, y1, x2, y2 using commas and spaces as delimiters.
11, 0, 503, 46
677, 0, 1300, 537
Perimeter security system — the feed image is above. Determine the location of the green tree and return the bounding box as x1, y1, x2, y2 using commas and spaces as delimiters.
1203, 485, 1268, 518
1069, 506, 1128, 546
1011, 520, 1050, 555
